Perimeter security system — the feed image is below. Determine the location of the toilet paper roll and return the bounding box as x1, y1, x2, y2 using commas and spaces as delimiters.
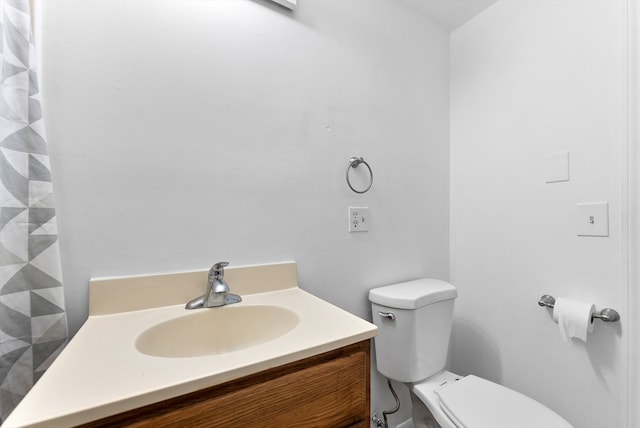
552, 297, 595, 342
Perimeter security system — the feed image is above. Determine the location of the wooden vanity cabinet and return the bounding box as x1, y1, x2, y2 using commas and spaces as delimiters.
80, 340, 370, 428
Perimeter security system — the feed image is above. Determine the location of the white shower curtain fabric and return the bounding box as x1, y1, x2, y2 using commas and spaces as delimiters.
0, 0, 68, 422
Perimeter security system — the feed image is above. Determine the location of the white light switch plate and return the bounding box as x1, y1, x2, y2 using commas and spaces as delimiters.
545, 151, 570, 183
576, 202, 609, 237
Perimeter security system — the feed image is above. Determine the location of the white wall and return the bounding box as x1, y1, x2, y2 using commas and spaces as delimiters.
450, 1, 628, 427
628, 3, 639, 426
35, 0, 449, 422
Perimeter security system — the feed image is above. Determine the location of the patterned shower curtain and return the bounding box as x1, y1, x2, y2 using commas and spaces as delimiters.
0, 0, 68, 422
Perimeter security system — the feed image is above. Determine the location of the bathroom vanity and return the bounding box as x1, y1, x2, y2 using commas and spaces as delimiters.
3, 262, 377, 428
82, 341, 369, 427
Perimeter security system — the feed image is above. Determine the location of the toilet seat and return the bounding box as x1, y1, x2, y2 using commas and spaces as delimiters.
433, 375, 572, 428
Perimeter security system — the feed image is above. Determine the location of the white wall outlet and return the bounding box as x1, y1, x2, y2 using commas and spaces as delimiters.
348, 207, 369, 232
576, 202, 609, 237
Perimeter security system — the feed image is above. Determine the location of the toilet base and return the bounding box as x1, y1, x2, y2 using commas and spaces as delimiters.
409, 370, 460, 428
411, 392, 441, 428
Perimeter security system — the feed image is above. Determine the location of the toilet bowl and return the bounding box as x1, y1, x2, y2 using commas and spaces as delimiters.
369, 278, 572, 428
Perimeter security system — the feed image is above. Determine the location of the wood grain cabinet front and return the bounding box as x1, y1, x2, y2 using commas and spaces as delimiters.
80, 340, 371, 428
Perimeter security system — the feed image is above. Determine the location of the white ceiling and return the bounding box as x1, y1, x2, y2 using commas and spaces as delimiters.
399, 0, 499, 31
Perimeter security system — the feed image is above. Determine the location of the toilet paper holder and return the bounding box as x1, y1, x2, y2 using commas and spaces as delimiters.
538, 294, 620, 322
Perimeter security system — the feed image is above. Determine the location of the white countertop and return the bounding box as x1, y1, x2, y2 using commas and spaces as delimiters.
4, 262, 377, 427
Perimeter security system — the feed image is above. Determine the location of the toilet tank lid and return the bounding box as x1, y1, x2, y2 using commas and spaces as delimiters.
369, 278, 457, 309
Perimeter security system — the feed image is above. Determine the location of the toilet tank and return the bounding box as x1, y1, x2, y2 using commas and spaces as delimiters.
369, 279, 457, 383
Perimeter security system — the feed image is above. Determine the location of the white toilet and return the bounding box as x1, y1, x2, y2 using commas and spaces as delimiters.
369, 278, 573, 428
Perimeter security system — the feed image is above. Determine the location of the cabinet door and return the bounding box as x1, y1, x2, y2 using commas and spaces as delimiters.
82, 341, 370, 428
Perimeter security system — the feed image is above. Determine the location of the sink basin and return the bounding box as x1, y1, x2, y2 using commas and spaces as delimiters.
136, 305, 299, 358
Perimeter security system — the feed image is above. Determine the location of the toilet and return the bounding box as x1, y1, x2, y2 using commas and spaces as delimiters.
369, 278, 573, 428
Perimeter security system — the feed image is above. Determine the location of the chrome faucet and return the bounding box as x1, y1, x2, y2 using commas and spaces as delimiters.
185, 261, 242, 309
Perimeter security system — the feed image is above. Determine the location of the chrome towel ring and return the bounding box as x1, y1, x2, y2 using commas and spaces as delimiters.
346, 156, 373, 194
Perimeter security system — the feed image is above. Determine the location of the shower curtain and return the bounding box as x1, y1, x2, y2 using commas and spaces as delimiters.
0, 0, 68, 422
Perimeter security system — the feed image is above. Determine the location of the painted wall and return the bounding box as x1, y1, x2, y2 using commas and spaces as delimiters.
630, 4, 640, 426
34, 0, 449, 421
450, 1, 628, 427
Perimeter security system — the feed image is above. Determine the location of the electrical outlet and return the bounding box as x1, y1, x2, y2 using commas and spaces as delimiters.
348, 207, 369, 232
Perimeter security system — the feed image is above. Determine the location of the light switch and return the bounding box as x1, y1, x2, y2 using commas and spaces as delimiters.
545, 151, 569, 183
576, 202, 609, 237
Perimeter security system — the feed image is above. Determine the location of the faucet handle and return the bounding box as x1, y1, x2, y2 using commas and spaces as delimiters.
210, 261, 229, 279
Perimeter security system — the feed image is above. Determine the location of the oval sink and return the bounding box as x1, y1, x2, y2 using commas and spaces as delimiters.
136, 305, 299, 358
